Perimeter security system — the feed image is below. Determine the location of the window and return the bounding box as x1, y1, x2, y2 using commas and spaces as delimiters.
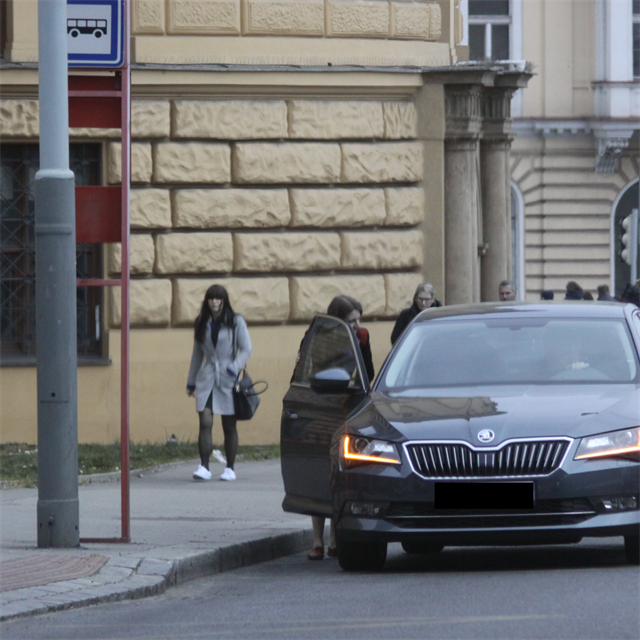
634, 0, 639, 77
1, 144, 103, 361
468, 0, 511, 61
0, 0, 7, 59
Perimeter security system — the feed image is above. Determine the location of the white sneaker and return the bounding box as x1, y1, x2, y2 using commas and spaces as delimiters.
193, 465, 212, 481
220, 467, 236, 481
211, 449, 226, 464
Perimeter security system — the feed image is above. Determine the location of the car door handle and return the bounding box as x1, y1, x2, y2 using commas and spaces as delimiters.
283, 410, 298, 420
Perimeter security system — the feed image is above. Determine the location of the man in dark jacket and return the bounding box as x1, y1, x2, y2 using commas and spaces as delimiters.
597, 284, 617, 302
391, 283, 442, 345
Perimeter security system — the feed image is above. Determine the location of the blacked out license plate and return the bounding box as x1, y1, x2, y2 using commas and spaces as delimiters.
435, 482, 534, 510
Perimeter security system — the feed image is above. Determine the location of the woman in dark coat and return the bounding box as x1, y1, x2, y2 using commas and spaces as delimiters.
187, 284, 252, 482
391, 283, 442, 345
305, 294, 374, 560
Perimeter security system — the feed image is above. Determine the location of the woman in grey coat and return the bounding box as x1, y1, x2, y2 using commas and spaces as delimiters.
187, 284, 252, 482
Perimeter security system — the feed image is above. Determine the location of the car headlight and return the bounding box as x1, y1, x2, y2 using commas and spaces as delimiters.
575, 427, 640, 460
342, 435, 401, 465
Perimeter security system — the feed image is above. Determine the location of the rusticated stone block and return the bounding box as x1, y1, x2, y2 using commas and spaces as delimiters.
290, 275, 386, 320
384, 187, 424, 225
131, 189, 172, 228
153, 143, 231, 183
173, 277, 290, 325
384, 272, 424, 316
390, 2, 430, 40
234, 232, 340, 272
341, 142, 423, 183
288, 101, 384, 139
173, 189, 290, 228
233, 143, 341, 184
383, 102, 417, 139
109, 279, 172, 327
166, 0, 240, 34
69, 127, 120, 138
242, 0, 325, 35
173, 100, 287, 139
290, 189, 385, 227
326, 0, 389, 37
0, 100, 39, 137
108, 235, 156, 275
107, 142, 153, 184
341, 229, 423, 269
429, 2, 442, 39
132, 0, 165, 34
132, 101, 170, 138
155, 232, 233, 274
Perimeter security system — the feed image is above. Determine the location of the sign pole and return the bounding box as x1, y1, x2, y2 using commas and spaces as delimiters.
35, 0, 80, 547
120, 0, 131, 542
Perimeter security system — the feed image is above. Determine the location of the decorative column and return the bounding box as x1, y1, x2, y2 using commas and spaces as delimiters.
479, 70, 532, 301
444, 84, 483, 305
480, 86, 515, 302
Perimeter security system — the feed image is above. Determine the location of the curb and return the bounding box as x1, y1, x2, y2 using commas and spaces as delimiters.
0, 528, 313, 621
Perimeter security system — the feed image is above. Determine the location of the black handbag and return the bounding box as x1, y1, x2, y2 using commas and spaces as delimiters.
233, 370, 267, 421
231, 322, 268, 421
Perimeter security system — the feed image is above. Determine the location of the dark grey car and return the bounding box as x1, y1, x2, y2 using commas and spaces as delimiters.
281, 302, 640, 571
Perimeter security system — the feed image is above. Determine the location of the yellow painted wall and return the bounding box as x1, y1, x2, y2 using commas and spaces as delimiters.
1, 321, 396, 445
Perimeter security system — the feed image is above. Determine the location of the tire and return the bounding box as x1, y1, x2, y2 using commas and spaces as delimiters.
337, 536, 387, 572
402, 541, 445, 555
624, 535, 639, 565
70, 29, 79, 38
93, 30, 102, 38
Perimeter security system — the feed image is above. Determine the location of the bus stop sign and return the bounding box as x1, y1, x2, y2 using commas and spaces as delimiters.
67, 0, 124, 68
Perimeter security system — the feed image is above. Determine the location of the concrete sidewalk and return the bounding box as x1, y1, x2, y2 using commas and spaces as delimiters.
0, 458, 311, 621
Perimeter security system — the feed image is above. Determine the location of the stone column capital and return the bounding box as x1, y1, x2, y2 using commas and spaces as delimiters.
445, 135, 482, 152
444, 84, 483, 139
481, 86, 516, 137
480, 134, 513, 151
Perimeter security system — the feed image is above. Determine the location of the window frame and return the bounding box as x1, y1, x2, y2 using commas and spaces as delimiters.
467, 0, 512, 62
1, 142, 106, 365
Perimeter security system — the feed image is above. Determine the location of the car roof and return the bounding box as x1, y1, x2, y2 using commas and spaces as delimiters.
413, 301, 635, 323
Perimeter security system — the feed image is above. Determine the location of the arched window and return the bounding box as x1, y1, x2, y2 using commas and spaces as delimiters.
612, 179, 640, 296
510, 182, 525, 300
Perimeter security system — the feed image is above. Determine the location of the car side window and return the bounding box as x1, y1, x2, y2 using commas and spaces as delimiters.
293, 316, 364, 389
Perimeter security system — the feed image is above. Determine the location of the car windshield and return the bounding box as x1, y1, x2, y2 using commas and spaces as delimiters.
382, 317, 639, 389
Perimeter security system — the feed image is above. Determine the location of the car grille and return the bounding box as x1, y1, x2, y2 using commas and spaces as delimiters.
386, 499, 596, 529
405, 439, 570, 478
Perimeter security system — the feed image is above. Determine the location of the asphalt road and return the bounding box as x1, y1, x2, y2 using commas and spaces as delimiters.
2, 539, 639, 640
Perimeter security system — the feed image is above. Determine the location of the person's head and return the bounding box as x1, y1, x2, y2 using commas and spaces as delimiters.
413, 283, 437, 311
564, 281, 584, 300
498, 280, 516, 301
565, 281, 582, 294
597, 284, 610, 296
194, 284, 235, 342
327, 295, 362, 329
540, 290, 554, 300
583, 291, 594, 301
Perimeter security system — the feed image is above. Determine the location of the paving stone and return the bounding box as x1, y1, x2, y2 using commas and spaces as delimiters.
137, 558, 173, 576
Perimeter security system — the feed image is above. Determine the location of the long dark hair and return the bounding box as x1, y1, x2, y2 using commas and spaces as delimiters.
326, 295, 362, 321
194, 284, 236, 344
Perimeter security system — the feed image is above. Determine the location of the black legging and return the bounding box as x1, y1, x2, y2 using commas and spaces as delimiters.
198, 409, 238, 470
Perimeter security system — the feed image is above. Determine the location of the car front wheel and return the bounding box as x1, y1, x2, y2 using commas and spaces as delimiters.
401, 541, 445, 555
624, 535, 639, 565
337, 536, 387, 572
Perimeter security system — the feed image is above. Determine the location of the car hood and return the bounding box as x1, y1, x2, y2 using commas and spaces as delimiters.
347, 385, 640, 446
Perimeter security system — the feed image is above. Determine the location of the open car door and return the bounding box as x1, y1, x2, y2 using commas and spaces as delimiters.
281, 314, 369, 517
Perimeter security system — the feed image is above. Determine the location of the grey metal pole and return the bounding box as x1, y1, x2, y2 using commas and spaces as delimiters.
35, 0, 79, 547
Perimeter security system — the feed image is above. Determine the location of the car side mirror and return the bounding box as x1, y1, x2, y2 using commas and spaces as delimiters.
310, 368, 351, 394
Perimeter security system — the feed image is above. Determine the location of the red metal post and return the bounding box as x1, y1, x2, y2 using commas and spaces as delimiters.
120, 0, 131, 543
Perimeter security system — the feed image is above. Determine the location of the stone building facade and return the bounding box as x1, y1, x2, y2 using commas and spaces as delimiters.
1, 0, 531, 445
459, 0, 640, 300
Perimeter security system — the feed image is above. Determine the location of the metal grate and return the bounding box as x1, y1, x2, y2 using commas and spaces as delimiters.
405, 439, 571, 478
1, 143, 102, 358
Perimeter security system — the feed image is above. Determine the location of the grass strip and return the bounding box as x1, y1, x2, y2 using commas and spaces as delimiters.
1, 442, 280, 488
